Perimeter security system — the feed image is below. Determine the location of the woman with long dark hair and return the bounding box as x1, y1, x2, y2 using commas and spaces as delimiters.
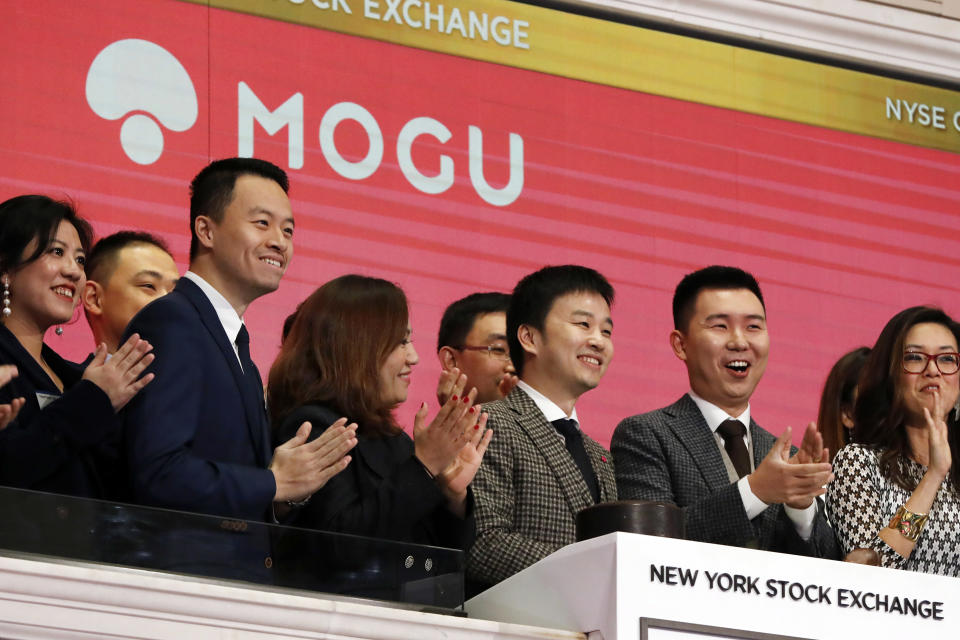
815, 347, 870, 464
268, 274, 491, 547
0, 195, 155, 497
826, 306, 960, 575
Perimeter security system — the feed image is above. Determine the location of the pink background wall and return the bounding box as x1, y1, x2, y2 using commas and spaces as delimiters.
4, 0, 960, 446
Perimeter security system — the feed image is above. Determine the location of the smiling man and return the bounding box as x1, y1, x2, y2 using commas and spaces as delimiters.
82, 231, 180, 354
467, 265, 617, 592
436, 292, 516, 405
122, 158, 356, 525
612, 266, 839, 557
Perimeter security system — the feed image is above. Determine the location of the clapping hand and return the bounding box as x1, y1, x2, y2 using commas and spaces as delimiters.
0, 365, 24, 430
271, 418, 358, 503
923, 391, 952, 479
435, 367, 467, 406
81, 334, 155, 412
414, 379, 477, 477
437, 412, 493, 516
748, 426, 833, 509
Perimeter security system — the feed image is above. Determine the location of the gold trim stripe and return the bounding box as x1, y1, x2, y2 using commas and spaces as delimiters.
192, 0, 960, 153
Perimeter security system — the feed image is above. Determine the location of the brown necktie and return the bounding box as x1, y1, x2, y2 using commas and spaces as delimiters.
717, 419, 751, 479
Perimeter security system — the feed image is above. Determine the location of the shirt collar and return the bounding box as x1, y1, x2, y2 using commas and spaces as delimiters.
517, 380, 579, 427
183, 271, 244, 345
687, 389, 750, 434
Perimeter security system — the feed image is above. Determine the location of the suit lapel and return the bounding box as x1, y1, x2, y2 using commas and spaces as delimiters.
665, 394, 730, 490
176, 279, 269, 465
583, 436, 615, 501
506, 389, 595, 512
749, 420, 774, 469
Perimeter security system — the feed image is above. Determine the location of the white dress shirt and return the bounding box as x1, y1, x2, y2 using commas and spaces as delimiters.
183, 271, 245, 369
688, 390, 816, 540
516, 380, 580, 442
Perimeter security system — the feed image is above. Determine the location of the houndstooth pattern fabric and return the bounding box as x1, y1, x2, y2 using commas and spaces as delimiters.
466, 388, 616, 587
826, 444, 960, 576
611, 394, 839, 557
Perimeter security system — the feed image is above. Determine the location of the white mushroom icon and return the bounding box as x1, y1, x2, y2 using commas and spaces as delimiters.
86, 39, 198, 165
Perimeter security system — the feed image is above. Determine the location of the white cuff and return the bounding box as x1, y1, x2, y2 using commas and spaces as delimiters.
737, 476, 768, 520
783, 501, 817, 541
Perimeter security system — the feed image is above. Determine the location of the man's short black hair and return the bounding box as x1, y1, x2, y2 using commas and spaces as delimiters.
507, 265, 614, 377
85, 230, 172, 284
672, 265, 765, 331
437, 292, 511, 353
189, 157, 289, 260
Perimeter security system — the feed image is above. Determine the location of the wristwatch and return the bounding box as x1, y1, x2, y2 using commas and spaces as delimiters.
888, 505, 929, 542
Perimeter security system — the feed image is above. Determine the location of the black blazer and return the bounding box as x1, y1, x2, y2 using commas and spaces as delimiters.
122, 277, 275, 521
0, 323, 115, 497
275, 403, 473, 550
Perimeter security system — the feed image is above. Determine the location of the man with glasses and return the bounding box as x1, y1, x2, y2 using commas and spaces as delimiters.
613, 265, 839, 557
437, 292, 517, 405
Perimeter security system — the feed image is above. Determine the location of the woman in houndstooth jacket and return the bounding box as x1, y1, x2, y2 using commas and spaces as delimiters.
826, 306, 960, 576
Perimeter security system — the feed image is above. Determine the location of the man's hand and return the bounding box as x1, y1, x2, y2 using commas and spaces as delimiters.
82, 334, 155, 411
270, 418, 357, 503
790, 422, 828, 466
0, 365, 24, 430
748, 427, 833, 509
497, 372, 519, 399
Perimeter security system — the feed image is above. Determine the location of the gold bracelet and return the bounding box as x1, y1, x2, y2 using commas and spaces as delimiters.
888, 505, 929, 542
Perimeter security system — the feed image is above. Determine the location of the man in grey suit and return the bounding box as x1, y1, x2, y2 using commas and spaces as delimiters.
612, 266, 839, 557
467, 265, 617, 591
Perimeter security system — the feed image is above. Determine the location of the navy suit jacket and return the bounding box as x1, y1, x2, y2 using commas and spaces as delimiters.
122, 277, 275, 521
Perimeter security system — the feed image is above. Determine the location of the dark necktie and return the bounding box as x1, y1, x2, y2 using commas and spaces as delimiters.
235, 325, 264, 406
717, 419, 751, 479
552, 418, 600, 503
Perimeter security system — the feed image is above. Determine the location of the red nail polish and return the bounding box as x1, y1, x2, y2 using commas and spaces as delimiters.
451, 395, 458, 402
462, 395, 470, 403
474, 424, 480, 430
601, 456, 607, 463
469, 406, 475, 414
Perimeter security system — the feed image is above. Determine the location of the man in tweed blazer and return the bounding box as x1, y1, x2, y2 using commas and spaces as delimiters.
612, 266, 839, 558
467, 266, 617, 591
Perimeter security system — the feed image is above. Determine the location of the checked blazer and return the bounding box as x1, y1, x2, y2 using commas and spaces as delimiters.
467, 387, 616, 590
611, 394, 839, 558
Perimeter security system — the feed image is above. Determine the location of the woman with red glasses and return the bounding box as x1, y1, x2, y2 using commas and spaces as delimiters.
826, 306, 960, 575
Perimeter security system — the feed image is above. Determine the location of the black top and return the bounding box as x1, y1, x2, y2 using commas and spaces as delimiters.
275, 402, 474, 550
0, 324, 117, 497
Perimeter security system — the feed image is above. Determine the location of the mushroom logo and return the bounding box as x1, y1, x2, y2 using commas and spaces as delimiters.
86, 39, 198, 165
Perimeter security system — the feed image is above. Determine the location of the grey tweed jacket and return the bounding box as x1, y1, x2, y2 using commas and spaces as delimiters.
466, 387, 617, 589
611, 394, 839, 558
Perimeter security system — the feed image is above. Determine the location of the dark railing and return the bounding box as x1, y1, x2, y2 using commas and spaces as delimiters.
0, 486, 464, 610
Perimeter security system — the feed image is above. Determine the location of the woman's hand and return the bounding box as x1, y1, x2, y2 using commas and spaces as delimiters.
923, 391, 951, 479
436, 413, 492, 516
0, 365, 25, 430
82, 334, 155, 412
413, 376, 476, 477
435, 368, 467, 406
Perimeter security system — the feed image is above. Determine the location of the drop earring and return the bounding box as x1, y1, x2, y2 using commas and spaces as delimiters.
2, 276, 10, 318
953, 397, 960, 422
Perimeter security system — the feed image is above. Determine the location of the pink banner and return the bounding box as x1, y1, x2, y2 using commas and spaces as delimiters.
3, 0, 960, 445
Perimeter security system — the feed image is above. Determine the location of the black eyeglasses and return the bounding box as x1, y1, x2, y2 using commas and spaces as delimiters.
902, 351, 960, 375
456, 344, 511, 361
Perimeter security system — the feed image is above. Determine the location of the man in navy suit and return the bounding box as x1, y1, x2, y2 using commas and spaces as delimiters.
612, 266, 839, 557
123, 158, 356, 523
